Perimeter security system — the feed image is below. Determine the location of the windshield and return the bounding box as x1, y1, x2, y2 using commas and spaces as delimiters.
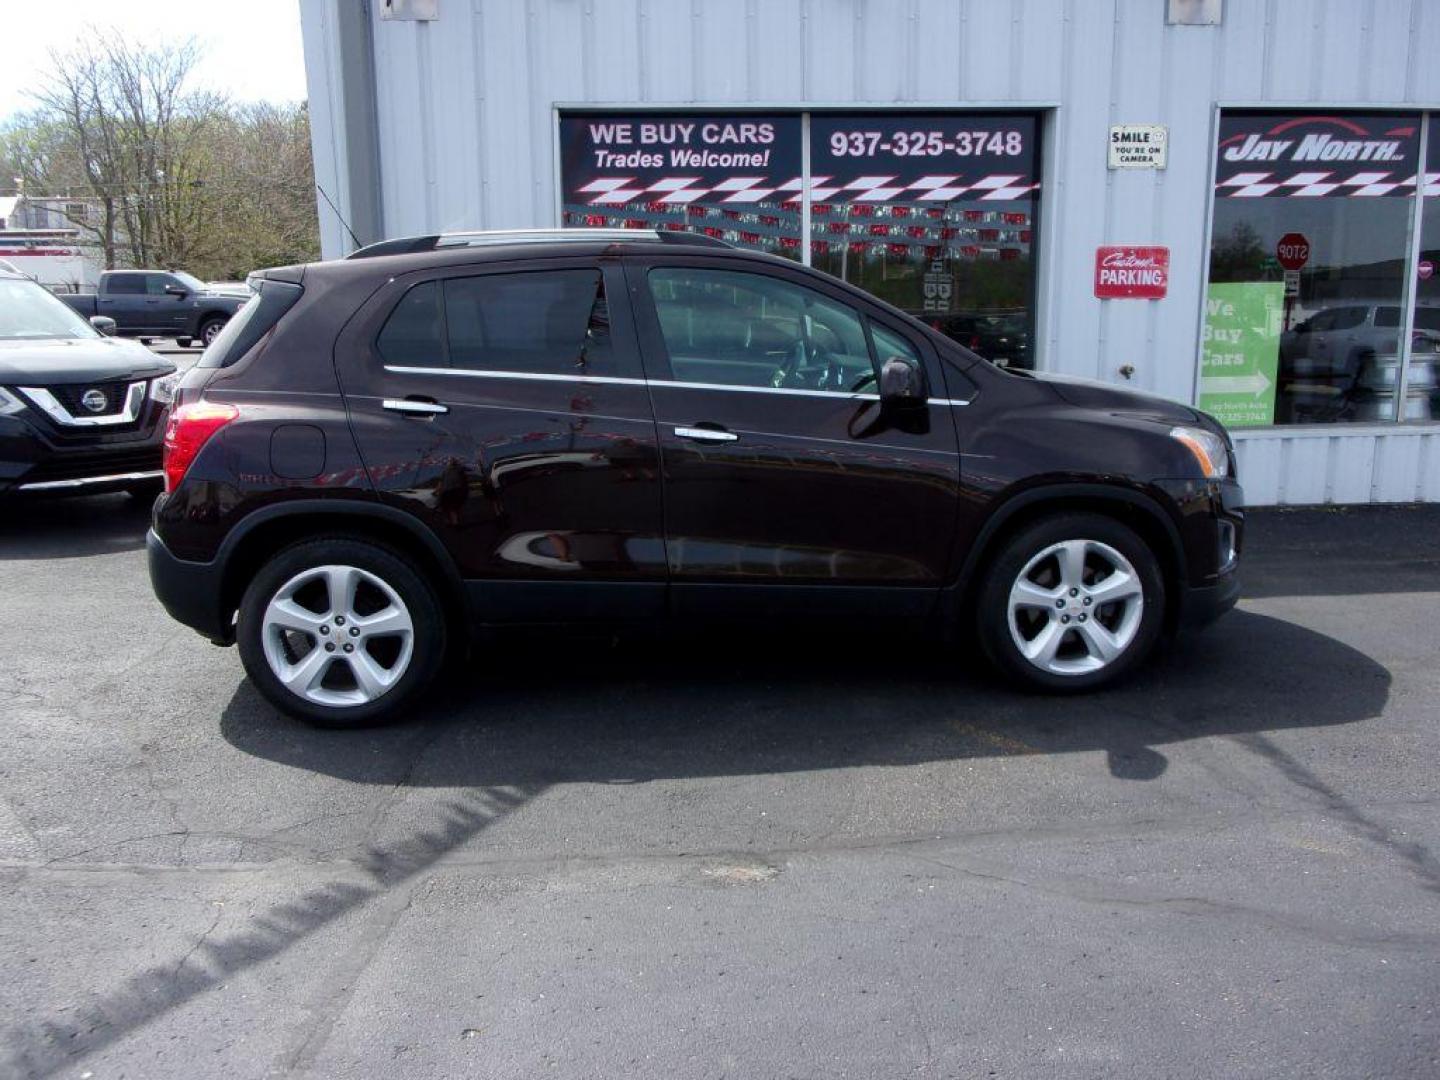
0, 278, 100, 341
171, 271, 206, 292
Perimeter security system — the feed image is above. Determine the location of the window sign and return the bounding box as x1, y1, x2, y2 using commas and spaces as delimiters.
1199, 282, 1284, 426
1203, 112, 1421, 426
808, 113, 1040, 369
559, 113, 803, 260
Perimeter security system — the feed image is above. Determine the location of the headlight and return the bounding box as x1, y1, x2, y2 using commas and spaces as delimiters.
1169, 425, 1229, 479
149, 373, 181, 404
0, 387, 27, 416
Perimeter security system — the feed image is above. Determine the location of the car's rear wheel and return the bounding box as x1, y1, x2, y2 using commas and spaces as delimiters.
977, 513, 1165, 692
237, 537, 445, 727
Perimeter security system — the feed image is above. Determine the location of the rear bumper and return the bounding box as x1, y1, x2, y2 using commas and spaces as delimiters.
147, 528, 233, 644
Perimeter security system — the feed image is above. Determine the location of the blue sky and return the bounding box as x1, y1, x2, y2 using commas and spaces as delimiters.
2, 0, 308, 120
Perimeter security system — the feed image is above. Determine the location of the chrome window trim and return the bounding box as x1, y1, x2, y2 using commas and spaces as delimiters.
17, 381, 147, 427
383, 364, 970, 406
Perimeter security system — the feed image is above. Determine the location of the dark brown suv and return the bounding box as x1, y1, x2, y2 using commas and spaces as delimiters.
147, 229, 1243, 726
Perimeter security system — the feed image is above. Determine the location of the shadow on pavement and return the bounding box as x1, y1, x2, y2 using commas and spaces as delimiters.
220, 608, 1390, 787
0, 493, 152, 560
3, 783, 547, 1079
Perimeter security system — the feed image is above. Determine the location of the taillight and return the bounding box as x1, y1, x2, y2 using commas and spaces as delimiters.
163, 401, 238, 492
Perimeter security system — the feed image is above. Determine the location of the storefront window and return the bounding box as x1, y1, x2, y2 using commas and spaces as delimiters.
1201, 112, 1421, 426
558, 110, 1042, 370
808, 114, 1039, 369
558, 113, 803, 261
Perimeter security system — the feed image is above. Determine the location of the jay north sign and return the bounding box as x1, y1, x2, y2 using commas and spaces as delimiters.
1214, 113, 1420, 197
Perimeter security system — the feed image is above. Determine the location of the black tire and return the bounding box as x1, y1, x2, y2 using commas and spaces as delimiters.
199, 317, 227, 347
176, 337, 192, 348
236, 536, 447, 727
976, 512, 1166, 693
139, 337, 153, 345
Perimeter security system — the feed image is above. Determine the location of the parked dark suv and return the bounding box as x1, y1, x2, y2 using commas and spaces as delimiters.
1, 268, 176, 498
147, 229, 1242, 726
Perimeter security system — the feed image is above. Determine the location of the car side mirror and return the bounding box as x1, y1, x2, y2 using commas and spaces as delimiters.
89, 315, 117, 336
164, 284, 189, 298
878, 355, 926, 407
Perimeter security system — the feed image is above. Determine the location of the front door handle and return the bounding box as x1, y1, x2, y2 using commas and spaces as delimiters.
674, 425, 738, 443
383, 398, 449, 416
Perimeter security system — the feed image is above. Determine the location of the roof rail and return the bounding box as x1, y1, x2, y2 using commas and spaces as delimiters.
345, 227, 732, 259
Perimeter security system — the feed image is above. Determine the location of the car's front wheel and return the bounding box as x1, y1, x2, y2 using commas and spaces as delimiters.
977, 513, 1165, 692
237, 537, 446, 726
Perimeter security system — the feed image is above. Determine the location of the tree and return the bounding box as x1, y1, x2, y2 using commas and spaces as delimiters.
2, 29, 318, 278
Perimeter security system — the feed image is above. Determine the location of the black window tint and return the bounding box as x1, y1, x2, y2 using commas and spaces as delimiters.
648, 267, 871, 391
106, 273, 144, 295
442, 269, 610, 375
1374, 306, 1400, 328
1414, 307, 1440, 332
377, 281, 443, 367
145, 275, 172, 296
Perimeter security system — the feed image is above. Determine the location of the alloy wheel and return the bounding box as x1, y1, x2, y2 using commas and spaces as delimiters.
260, 564, 415, 707
1006, 538, 1145, 676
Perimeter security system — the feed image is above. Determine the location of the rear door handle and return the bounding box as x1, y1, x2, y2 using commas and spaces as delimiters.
674, 425, 738, 443
383, 398, 449, 416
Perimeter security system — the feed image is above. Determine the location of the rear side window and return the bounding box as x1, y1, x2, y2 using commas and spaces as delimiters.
376, 269, 612, 376
197, 279, 304, 369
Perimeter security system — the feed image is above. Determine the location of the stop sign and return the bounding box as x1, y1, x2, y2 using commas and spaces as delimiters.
1276, 233, 1310, 271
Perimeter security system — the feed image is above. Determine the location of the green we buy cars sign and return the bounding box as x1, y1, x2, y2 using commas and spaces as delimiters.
1199, 281, 1284, 427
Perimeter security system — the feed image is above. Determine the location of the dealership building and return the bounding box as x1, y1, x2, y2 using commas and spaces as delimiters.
299, 0, 1440, 504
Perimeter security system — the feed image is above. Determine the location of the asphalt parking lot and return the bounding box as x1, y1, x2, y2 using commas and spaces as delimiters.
1, 494, 1437, 1079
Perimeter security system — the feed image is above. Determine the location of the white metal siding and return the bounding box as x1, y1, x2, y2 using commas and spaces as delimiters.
302, 0, 1440, 505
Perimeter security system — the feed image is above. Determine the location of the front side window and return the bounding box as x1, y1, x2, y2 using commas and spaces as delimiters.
649, 267, 873, 392
1201, 111, 1420, 426
376, 269, 612, 376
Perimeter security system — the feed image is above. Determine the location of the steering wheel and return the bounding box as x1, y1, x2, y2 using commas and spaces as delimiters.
771, 339, 807, 388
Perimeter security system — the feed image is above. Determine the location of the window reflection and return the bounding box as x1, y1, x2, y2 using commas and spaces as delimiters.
809, 114, 1040, 370
1203, 112, 1422, 426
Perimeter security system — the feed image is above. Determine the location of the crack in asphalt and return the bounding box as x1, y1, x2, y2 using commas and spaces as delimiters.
909, 852, 1440, 953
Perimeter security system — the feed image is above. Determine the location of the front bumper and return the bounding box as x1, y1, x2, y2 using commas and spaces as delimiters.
0, 411, 165, 495
147, 528, 233, 644
1154, 476, 1244, 630
1176, 567, 1241, 628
